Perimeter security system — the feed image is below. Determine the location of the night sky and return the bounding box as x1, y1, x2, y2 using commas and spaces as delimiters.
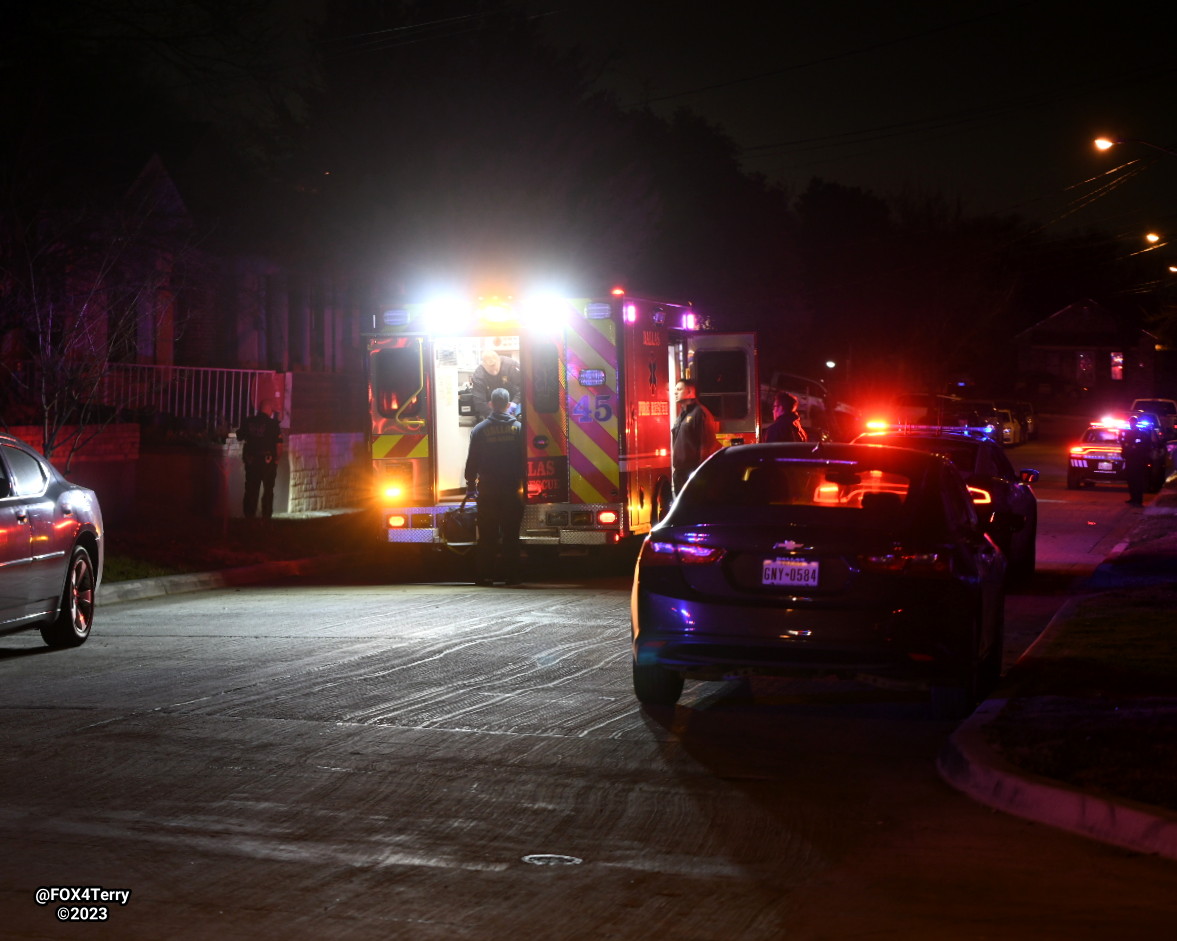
534, 1, 1177, 234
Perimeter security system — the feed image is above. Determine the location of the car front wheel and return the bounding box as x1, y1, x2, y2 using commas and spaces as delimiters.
40, 546, 96, 648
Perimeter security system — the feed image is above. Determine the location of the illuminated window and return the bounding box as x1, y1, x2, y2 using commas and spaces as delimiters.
1110, 351, 1123, 381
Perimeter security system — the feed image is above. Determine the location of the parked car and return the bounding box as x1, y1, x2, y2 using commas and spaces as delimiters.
991, 408, 1021, 446
1129, 398, 1177, 441
1067, 418, 1165, 492
630, 442, 1006, 717
853, 429, 1039, 582
0, 434, 103, 647
995, 400, 1038, 441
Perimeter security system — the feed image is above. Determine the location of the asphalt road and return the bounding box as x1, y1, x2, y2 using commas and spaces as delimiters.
2, 423, 1174, 939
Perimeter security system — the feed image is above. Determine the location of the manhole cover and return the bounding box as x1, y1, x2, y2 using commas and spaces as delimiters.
521, 854, 583, 866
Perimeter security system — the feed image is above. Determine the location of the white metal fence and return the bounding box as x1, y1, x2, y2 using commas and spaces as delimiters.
100, 364, 278, 433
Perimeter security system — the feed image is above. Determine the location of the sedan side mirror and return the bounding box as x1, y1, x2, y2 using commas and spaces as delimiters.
1020, 469, 1040, 484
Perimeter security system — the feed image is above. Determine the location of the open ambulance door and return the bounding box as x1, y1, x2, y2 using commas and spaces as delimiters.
686, 332, 759, 447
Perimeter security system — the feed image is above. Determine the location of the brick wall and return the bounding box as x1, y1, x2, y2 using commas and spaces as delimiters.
284, 433, 369, 513
7, 424, 141, 465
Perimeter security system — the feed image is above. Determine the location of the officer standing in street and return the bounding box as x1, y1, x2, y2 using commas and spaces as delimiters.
671, 377, 720, 495
1121, 414, 1152, 507
464, 386, 525, 585
237, 399, 283, 519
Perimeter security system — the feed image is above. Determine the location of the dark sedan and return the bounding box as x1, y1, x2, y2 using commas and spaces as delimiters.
630, 443, 1006, 717
853, 430, 1039, 583
0, 434, 103, 647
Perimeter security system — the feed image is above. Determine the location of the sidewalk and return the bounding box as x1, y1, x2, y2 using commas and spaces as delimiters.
939, 486, 1177, 860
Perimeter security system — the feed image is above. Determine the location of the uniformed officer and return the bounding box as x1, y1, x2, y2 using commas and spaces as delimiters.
471, 349, 522, 420
1121, 415, 1151, 507
671, 378, 720, 494
237, 400, 283, 518
464, 386, 525, 585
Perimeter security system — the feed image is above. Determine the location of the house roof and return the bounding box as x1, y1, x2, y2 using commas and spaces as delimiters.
1014, 299, 1155, 347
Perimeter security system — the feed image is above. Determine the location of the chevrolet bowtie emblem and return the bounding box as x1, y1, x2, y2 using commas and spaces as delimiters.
773, 540, 803, 550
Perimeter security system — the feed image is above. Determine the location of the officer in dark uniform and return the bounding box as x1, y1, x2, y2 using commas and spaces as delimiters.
1121, 415, 1151, 507
237, 400, 283, 518
464, 386, 524, 585
763, 391, 809, 442
671, 377, 720, 494
471, 349, 522, 419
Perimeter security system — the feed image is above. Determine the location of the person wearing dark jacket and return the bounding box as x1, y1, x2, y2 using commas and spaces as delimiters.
237, 401, 283, 519
671, 378, 720, 494
464, 387, 525, 584
1121, 416, 1152, 507
471, 349, 522, 419
763, 391, 809, 443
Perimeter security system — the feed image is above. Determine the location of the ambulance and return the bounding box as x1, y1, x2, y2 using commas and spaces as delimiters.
365, 289, 757, 550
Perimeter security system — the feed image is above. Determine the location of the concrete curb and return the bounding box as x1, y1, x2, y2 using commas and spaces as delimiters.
938, 489, 1177, 858
100, 555, 354, 605
938, 699, 1177, 860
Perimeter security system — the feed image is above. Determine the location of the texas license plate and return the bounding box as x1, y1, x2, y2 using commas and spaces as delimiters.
763, 558, 820, 587
1097, 461, 1113, 471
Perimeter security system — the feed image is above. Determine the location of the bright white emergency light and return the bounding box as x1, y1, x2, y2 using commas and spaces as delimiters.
420, 297, 474, 335
519, 293, 572, 335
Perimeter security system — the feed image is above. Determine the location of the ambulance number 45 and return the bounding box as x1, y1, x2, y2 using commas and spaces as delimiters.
571, 394, 614, 423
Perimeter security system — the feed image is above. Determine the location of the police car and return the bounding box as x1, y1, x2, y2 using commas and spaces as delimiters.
1067, 415, 1165, 492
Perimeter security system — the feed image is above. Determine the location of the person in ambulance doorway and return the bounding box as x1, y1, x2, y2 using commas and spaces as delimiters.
471, 349, 522, 420
763, 391, 809, 443
237, 400, 283, 519
671, 377, 720, 495
464, 387, 525, 585
1121, 415, 1152, 507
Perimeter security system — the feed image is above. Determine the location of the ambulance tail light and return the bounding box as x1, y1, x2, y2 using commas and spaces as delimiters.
376, 461, 415, 504
597, 509, 619, 526
387, 514, 409, 529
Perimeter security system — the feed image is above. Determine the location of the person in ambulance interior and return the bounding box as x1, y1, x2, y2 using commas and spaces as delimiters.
464, 387, 525, 586
763, 391, 809, 442
671, 377, 720, 495
471, 349, 522, 419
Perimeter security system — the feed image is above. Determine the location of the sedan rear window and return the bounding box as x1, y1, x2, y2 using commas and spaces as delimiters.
682, 455, 912, 510
1, 444, 48, 497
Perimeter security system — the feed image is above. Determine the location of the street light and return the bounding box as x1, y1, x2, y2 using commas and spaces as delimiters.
1093, 137, 1177, 158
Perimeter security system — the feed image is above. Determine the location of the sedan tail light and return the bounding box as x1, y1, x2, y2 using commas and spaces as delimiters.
643, 539, 726, 565
857, 549, 953, 576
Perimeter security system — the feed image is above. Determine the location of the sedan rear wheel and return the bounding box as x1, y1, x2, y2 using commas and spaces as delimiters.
40, 547, 96, 648
632, 660, 684, 706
